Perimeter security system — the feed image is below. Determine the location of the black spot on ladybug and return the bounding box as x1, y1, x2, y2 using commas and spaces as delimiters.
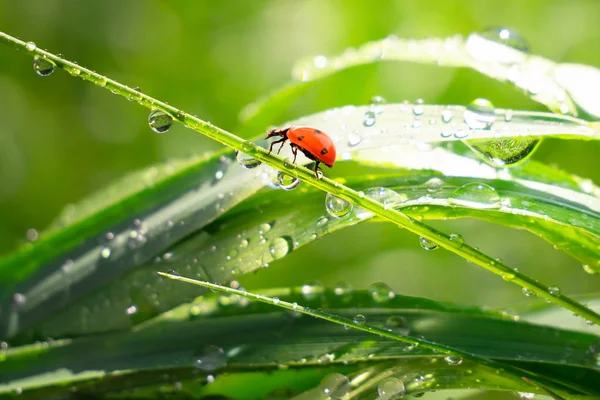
314, 129, 322, 135
297, 136, 304, 140
321, 148, 328, 155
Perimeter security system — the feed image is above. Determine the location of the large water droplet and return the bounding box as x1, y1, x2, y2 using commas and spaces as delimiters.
385, 316, 410, 335
269, 236, 292, 259
368, 282, 395, 303
325, 193, 352, 218
464, 98, 496, 130
321, 373, 351, 398
548, 286, 561, 296
467, 138, 540, 167
353, 314, 366, 325
236, 151, 261, 169
377, 377, 406, 400
522, 288, 535, 297
25, 41, 37, 51
148, 109, 173, 133
477, 27, 530, 53
466, 27, 529, 64
419, 236, 438, 251
449, 183, 501, 209
363, 111, 376, 127
33, 56, 55, 76
276, 171, 300, 190
193, 345, 227, 371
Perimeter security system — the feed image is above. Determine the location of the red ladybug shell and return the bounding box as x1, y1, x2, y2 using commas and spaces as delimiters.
286, 127, 336, 167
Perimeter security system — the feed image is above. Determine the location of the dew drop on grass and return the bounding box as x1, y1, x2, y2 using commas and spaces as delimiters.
449, 233, 464, 247
441, 109, 453, 123
419, 236, 438, 251
148, 109, 173, 133
193, 345, 227, 371
363, 110, 376, 127
276, 171, 300, 190
449, 183, 501, 209
33, 56, 55, 76
412, 104, 424, 116
269, 236, 292, 259
385, 316, 409, 335
321, 373, 351, 398
100, 247, 111, 259
272, 297, 280, 304
517, 393, 536, 400
347, 131, 362, 147
127, 221, 148, 249
464, 98, 496, 130
583, 264, 596, 274
325, 193, 352, 218
444, 356, 463, 365
25, 41, 37, 51
235, 150, 261, 169
126, 305, 138, 315
522, 288, 535, 297
301, 281, 325, 301
377, 377, 406, 400
26, 228, 39, 242
368, 282, 395, 303
548, 286, 561, 296
353, 314, 366, 325
13, 293, 27, 309
477, 27, 530, 53
370, 95, 386, 114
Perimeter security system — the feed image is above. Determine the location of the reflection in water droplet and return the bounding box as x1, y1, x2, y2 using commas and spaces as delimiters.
419, 236, 438, 251
467, 137, 540, 167
449, 183, 501, 209
270, 236, 292, 260
353, 314, 366, 325
148, 109, 173, 133
193, 345, 227, 371
368, 282, 395, 303
321, 373, 351, 398
33, 56, 55, 76
477, 27, 530, 53
363, 111, 376, 127
325, 193, 353, 218
377, 377, 406, 400
464, 98, 496, 130
276, 171, 300, 190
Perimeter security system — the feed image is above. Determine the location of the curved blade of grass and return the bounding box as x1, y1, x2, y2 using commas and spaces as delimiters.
240, 33, 600, 134
1, 31, 598, 334
1, 287, 598, 398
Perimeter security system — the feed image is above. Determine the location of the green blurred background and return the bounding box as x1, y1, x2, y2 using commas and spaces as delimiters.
1, 0, 599, 312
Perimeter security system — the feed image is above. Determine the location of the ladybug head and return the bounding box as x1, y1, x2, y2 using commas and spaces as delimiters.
265, 127, 290, 139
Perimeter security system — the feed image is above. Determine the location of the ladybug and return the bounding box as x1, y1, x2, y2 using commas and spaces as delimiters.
266, 126, 336, 178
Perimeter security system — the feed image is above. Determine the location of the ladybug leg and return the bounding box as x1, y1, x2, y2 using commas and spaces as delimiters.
313, 161, 322, 179
268, 138, 286, 154
277, 139, 287, 154
291, 145, 298, 164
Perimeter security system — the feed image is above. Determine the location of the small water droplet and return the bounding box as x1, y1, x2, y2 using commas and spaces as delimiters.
377, 377, 406, 400
276, 171, 300, 190
517, 393, 536, 400
522, 288, 535, 297
478, 27, 530, 53
347, 131, 362, 147
317, 216, 329, 226
269, 236, 292, 260
194, 345, 227, 371
583, 264, 596, 275
235, 151, 261, 169
464, 98, 496, 130
313, 55, 328, 68
353, 314, 366, 325
370, 95, 387, 114
368, 282, 395, 303
425, 177, 444, 193
25, 41, 37, 51
363, 110, 376, 127
100, 247, 111, 259
148, 109, 173, 133
449, 182, 501, 209
301, 281, 325, 301
325, 193, 353, 218
385, 316, 409, 335
272, 297, 280, 304
321, 373, 351, 398
413, 104, 424, 116
449, 233, 464, 247
441, 109, 453, 123
13, 293, 26, 309
444, 356, 463, 365
126, 305, 138, 315
26, 228, 39, 242
419, 236, 438, 251
334, 282, 353, 297
33, 56, 55, 76
127, 220, 148, 249
548, 286, 561, 296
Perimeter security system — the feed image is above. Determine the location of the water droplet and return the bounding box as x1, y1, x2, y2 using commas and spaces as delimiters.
301, 281, 325, 301
276, 171, 300, 190
127, 221, 148, 249
269, 236, 292, 260
583, 264, 596, 275
444, 356, 463, 365
194, 345, 227, 371
441, 109, 453, 123
425, 177, 444, 193
464, 98, 496, 130
25, 41, 37, 51
272, 297, 280, 305
467, 137, 540, 167
449, 233, 464, 247
419, 236, 438, 251
377, 377, 406, 400
321, 373, 351, 398
413, 104, 424, 116
317, 216, 329, 227
385, 316, 410, 335
313, 55, 328, 68
363, 110, 376, 127
353, 314, 366, 325
100, 247, 111, 259
449, 183, 501, 209
522, 288, 535, 297
368, 282, 395, 303
33, 56, 55, 76
126, 305, 138, 315
517, 393, 536, 400
13, 293, 26, 309
325, 193, 352, 218
334, 282, 352, 297
365, 187, 403, 208
370, 95, 386, 114
548, 286, 561, 296
478, 27, 530, 53
347, 131, 362, 147
235, 150, 261, 169
26, 228, 39, 242
148, 109, 173, 133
